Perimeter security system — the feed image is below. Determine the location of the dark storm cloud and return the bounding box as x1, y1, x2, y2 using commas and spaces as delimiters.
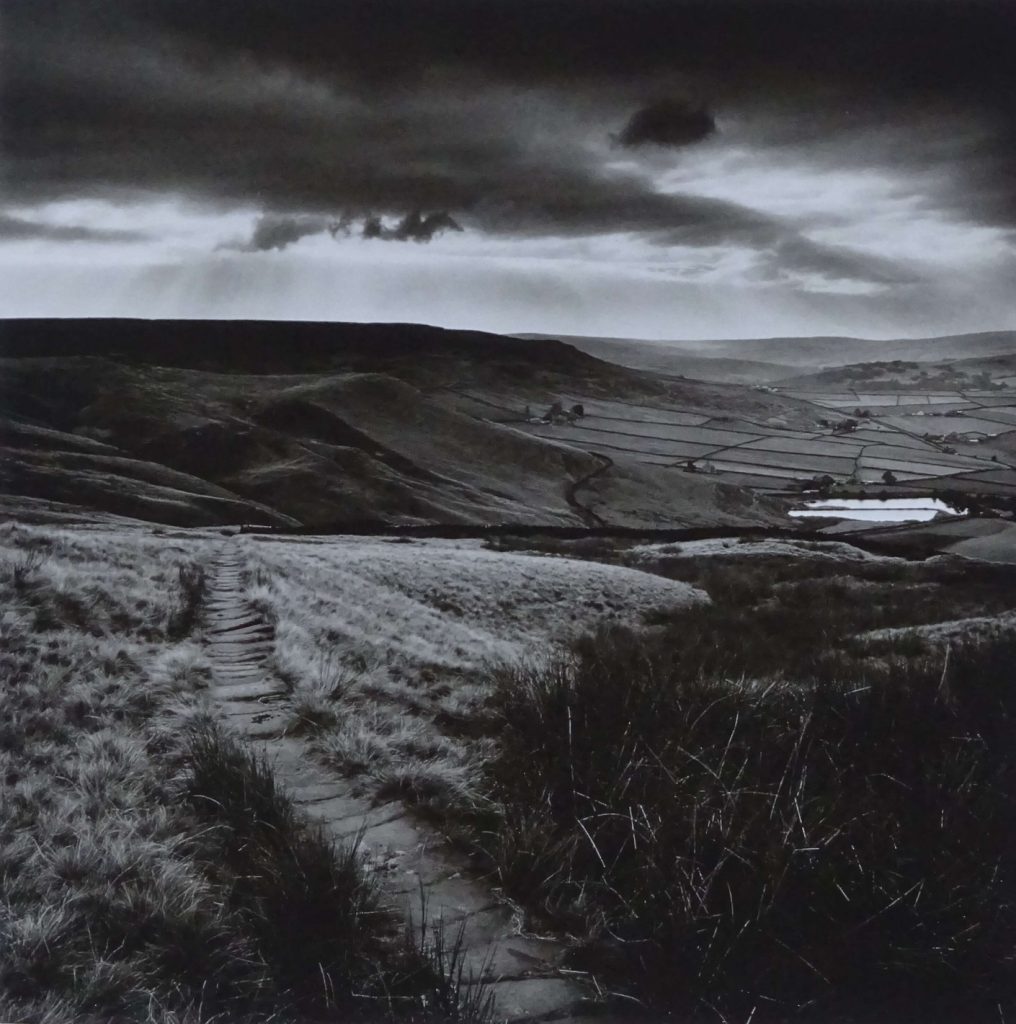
0, 214, 147, 244
59, 0, 1013, 100
616, 100, 716, 149
4, 0, 1015, 277
362, 211, 463, 242
767, 237, 920, 288
240, 209, 463, 249
237, 209, 463, 250
244, 215, 332, 252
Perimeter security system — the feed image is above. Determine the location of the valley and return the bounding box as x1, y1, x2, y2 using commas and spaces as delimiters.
4, 320, 1016, 536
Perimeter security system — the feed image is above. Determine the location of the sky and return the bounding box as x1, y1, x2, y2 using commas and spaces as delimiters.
2, 0, 1015, 340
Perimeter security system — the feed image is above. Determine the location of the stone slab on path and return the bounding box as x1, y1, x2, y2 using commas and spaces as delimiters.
210, 680, 287, 702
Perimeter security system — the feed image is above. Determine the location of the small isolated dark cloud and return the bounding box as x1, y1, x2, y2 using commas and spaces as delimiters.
362, 210, 463, 242
616, 99, 716, 149
0, 214, 146, 243
245, 214, 331, 251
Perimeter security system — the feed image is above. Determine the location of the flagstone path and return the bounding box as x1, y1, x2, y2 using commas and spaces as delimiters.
203, 550, 604, 1023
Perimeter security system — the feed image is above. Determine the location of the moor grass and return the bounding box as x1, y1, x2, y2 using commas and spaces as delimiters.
229, 529, 1016, 1023
470, 554, 1016, 1022
21, 523, 1007, 1022
0, 524, 490, 1023
237, 536, 702, 818
0, 523, 258, 1023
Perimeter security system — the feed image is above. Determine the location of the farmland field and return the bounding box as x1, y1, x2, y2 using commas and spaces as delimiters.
877, 415, 1011, 436
515, 382, 1016, 493
554, 396, 712, 425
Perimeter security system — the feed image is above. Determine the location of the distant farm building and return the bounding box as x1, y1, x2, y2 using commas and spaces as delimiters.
541, 400, 583, 425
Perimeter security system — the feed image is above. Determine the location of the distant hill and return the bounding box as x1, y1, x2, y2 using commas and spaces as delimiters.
0, 318, 603, 377
0, 318, 791, 529
521, 330, 1016, 375
515, 334, 795, 384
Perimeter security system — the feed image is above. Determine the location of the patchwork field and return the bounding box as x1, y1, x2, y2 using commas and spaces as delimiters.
508, 390, 1016, 493
782, 390, 1005, 408
6, 319, 1016, 528
491, 334, 1016, 500
505, 337, 1016, 500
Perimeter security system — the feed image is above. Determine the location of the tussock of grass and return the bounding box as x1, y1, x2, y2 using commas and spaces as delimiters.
318, 705, 485, 814
185, 723, 384, 1005
2, 543, 47, 588
404, 902, 496, 1024
284, 652, 355, 734
167, 563, 207, 640
148, 642, 213, 693
480, 622, 1016, 1022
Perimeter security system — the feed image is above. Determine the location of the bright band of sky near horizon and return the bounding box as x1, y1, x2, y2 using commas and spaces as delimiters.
3, 1, 1015, 340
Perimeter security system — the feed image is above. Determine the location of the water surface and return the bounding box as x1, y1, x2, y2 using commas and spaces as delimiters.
789, 497, 962, 523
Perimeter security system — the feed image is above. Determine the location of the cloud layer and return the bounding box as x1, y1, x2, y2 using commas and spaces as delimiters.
3, 0, 1015, 334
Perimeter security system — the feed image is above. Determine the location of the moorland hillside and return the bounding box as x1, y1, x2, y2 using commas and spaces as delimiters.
0, 319, 801, 529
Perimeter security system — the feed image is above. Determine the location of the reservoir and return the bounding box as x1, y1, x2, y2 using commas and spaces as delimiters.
789, 497, 963, 523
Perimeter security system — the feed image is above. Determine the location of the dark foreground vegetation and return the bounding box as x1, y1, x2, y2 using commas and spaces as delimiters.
185, 724, 493, 1023
0, 524, 488, 1023
470, 548, 1016, 1022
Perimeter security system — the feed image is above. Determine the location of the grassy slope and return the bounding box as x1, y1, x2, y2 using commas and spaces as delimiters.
274, 374, 604, 515
450, 539, 1016, 1021
8, 517, 1016, 1021
0, 524, 492, 1023
0, 523, 242, 1022
215, 529, 1016, 1021
238, 535, 706, 812
0, 319, 813, 529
